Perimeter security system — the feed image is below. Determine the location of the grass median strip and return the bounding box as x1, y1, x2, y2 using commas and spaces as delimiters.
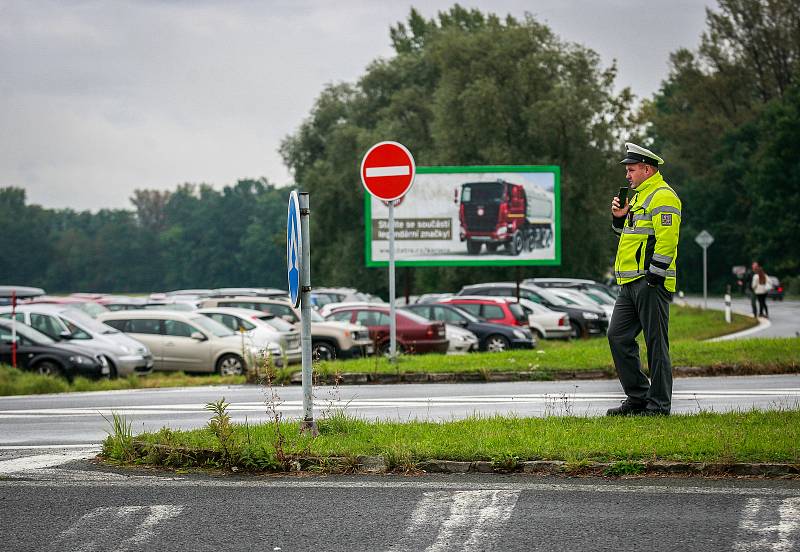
102, 408, 800, 474
1, 305, 794, 396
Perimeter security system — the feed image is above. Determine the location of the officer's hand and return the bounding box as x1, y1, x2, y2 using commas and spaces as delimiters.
611, 196, 630, 218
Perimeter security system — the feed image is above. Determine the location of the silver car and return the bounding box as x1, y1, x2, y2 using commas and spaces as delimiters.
0, 304, 153, 377
97, 310, 262, 375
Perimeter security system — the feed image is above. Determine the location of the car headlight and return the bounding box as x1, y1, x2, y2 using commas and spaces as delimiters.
69, 355, 92, 365
512, 329, 527, 339
582, 312, 600, 320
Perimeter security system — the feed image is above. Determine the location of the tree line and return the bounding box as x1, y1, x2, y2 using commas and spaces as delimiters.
2, 0, 797, 296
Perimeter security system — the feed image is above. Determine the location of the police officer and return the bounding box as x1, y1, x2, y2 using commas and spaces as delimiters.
607, 143, 681, 416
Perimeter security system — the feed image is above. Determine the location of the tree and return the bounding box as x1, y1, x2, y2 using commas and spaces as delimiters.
648, 0, 800, 292
281, 6, 633, 296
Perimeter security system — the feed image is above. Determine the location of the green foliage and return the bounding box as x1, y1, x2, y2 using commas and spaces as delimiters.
281, 6, 636, 295
101, 411, 135, 463
649, 0, 800, 292
0, 178, 287, 292
205, 398, 235, 465
603, 460, 646, 477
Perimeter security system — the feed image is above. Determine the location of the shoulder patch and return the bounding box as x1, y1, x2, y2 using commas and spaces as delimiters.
661, 213, 673, 226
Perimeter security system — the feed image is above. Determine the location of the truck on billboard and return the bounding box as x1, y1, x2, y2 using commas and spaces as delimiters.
365, 165, 560, 267
459, 179, 554, 255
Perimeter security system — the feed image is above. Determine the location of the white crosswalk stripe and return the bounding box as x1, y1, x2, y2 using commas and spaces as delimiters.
388, 490, 520, 552
54, 505, 184, 552
734, 497, 800, 551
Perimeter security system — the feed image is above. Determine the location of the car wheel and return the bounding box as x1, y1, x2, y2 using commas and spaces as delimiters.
467, 240, 482, 255
312, 341, 337, 362
379, 341, 405, 356
34, 360, 63, 378
533, 329, 545, 339
485, 334, 511, 352
103, 356, 118, 379
216, 354, 245, 376
568, 320, 583, 339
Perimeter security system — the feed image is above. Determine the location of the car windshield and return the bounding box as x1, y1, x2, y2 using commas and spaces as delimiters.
461, 182, 504, 204
0, 321, 56, 345
309, 309, 325, 322
508, 303, 528, 323
74, 302, 110, 318
188, 315, 234, 337
61, 308, 120, 335
445, 306, 479, 323
261, 316, 295, 332
559, 291, 596, 308
584, 291, 615, 306
523, 286, 568, 306
398, 309, 434, 325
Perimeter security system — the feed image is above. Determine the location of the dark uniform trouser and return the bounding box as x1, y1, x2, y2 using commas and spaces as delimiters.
607, 277, 673, 412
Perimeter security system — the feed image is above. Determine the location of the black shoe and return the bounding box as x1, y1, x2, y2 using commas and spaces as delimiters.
639, 408, 670, 417
606, 399, 647, 416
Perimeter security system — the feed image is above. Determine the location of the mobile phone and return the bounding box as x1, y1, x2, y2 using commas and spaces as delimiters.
617, 186, 629, 206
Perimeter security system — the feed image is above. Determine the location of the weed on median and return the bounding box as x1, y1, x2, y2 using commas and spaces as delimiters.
101, 408, 800, 474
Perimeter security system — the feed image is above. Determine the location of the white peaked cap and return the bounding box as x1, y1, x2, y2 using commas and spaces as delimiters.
620, 142, 664, 166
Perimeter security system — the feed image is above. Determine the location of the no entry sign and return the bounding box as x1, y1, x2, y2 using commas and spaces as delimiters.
360, 141, 416, 202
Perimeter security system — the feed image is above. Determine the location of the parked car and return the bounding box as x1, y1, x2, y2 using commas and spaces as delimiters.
438, 296, 529, 328
768, 276, 784, 301
98, 310, 259, 375
23, 295, 111, 318
457, 282, 608, 338
195, 307, 300, 365
488, 296, 571, 339
311, 288, 384, 310
323, 306, 448, 355
0, 319, 110, 380
548, 288, 615, 319
211, 288, 288, 298
400, 303, 535, 352
0, 286, 45, 307
526, 278, 618, 302
97, 295, 149, 311
443, 323, 480, 353
0, 304, 153, 377
199, 297, 373, 360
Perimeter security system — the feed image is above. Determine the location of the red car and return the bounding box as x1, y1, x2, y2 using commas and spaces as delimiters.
438, 296, 529, 328
324, 306, 448, 355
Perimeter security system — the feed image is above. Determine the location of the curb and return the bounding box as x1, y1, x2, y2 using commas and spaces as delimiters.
291, 364, 799, 386
120, 444, 800, 478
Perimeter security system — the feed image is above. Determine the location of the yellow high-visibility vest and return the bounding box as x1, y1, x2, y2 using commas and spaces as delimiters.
613, 172, 681, 292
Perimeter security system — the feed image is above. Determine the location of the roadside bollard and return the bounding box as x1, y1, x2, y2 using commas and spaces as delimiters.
724, 285, 731, 324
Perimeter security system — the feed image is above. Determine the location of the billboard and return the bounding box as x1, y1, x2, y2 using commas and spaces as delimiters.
365, 165, 560, 267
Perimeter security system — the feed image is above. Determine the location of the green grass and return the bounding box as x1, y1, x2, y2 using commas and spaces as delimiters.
103, 408, 800, 471
2, 305, 794, 396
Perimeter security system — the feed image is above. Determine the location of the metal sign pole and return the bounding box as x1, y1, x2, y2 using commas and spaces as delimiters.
299, 192, 317, 435
389, 200, 397, 363
702, 245, 708, 310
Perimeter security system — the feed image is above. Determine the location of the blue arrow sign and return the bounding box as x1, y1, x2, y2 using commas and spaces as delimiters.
287, 191, 302, 308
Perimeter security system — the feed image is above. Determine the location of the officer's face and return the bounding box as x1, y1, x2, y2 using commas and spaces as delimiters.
625, 163, 651, 188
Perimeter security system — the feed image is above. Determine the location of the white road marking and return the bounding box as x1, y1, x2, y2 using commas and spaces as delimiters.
366, 165, 410, 177
0, 448, 99, 474
734, 497, 800, 551
389, 490, 520, 552
0, 443, 100, 450
55, 505, 183, 552
1, 388, 798, 418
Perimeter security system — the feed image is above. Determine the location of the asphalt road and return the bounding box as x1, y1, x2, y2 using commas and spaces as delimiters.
1, 452, 799, 552
680, 295, 800, 339
1, 375, 799, 446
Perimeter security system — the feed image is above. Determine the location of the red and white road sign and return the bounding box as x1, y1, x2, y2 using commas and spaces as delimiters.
360, 141, 416, 202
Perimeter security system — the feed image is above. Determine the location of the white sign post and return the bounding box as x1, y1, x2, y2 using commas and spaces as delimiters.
360, 141, 416, 363
695, 230, 715, 310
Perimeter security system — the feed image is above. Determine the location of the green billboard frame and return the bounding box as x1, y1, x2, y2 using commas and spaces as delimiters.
364, 165, 561, 267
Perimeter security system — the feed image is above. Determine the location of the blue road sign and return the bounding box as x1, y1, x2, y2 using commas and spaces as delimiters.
287, 191, 302, 308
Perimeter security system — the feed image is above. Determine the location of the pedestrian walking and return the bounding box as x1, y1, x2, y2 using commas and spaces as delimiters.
744, 261, 759, 318
751, 265, 772, 318
607, 143, 681, 416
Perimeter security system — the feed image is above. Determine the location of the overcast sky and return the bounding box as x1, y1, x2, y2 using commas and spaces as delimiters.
0, 0, 713, 211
